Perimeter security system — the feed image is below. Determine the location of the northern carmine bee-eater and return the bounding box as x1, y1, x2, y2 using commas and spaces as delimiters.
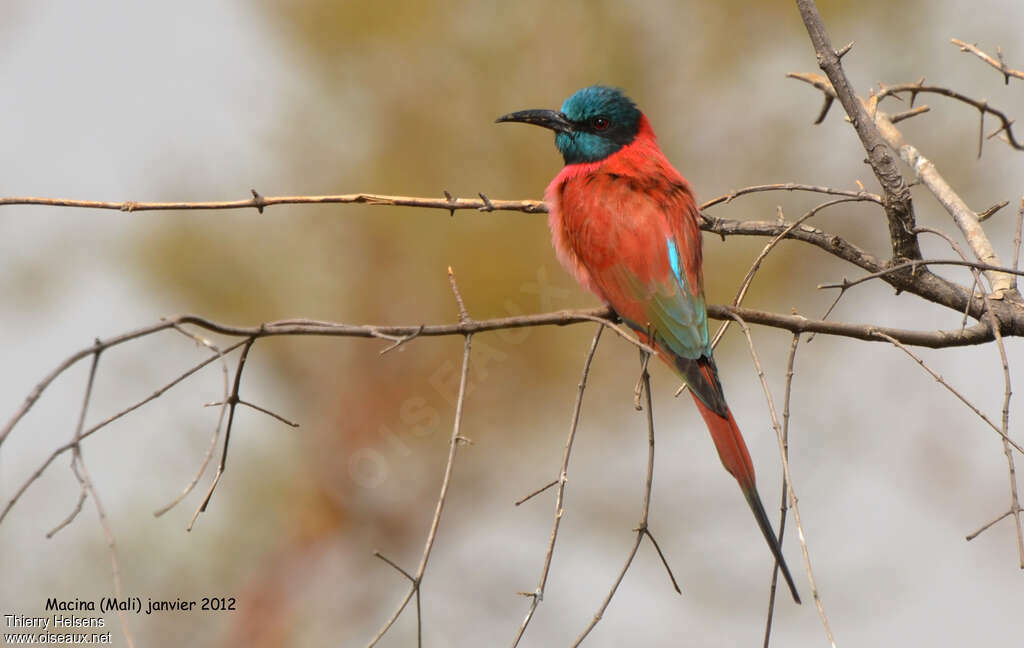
497, 85, 801, 603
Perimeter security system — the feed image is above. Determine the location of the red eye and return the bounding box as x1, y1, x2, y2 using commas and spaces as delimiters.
592, 116, 610, 130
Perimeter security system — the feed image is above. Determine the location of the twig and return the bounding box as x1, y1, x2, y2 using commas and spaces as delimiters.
0, 192, 547, 214
876, 332, 1024, 457
153, 327, 233, 517
916, 227, 1024, 562
373, 551, 417, 584
0, 183, 1003, 325
74, 450, 136, 647
951, 39, 1024, 85
571, 349, 671, 646
47, 348, 102, 539
204, 398, 299, 428
977, 200, 1009, 223
705, 210, 992, 325
818, 258, 1024, 292
873, 81, 1024, 151
2, 304, 1018, 528
763, 334, 801, 648
793, 60, 1018, 295
867, 105, 1016, 295
1014, 197, 1024, 278
890, 105, 930, 124
379, 325, 424, 355
511, 325, 603, 647
366, 333, 474, 647
2, 305, 1013, 454
700, 183, 882, 210
713, 197, 866, 349
513, 480, 558, 507
57, 349, 137, 647
966, 510, 1014, 541
189, 337, 256, 530
792, 1, 923, 264
448, 266, 471, 324
727, 313, 836, 648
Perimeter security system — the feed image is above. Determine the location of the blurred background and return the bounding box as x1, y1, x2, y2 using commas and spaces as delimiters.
2, 1, 1023, 645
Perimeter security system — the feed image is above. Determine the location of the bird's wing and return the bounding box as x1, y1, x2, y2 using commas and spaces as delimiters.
557, 173, 726, 413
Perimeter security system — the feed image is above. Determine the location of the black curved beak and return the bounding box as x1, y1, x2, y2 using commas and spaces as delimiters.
495, 109, 573, 134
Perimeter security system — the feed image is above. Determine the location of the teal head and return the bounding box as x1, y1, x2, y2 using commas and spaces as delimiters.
496, 85, 643, 165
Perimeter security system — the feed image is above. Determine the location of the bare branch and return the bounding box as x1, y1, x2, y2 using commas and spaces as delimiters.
0, 192, 546, 215
763, 334, 801, 648
818, 258, 1024, 293
189, 337, 257, 529
153, 327, 232, 517
788, 66, 1021, 299
513, 479, 558, 507
793, 1, 923, 263
367, 333, 474, 647
873, 81, 1024, 151
705, 212, 990, 323
714, 198, 868, 347
447, 266, 471, 324
1014, 197, 1024, 275
47, 349, 102, 538
571, 349, 664, 647
867, 105, 1016, 295
2, 182, 1015, 327
512, 325, 603, 647
917, 228, 1024, 562
727, 315, 836, 648
952, 38, 1024, 85
876, 332, 1024, 457
54, 349, 137, 647
2, 303, 1013, 468
700, 182, 882, 210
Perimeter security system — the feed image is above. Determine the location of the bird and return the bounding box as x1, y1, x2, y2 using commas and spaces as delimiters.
496, 85, 801, 604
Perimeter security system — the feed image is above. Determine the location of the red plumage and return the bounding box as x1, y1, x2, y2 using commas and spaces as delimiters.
498, 86, 799, 602
545, 114, 800, 604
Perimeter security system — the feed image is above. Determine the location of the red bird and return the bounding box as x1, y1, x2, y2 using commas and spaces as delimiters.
498, 85, 800, 603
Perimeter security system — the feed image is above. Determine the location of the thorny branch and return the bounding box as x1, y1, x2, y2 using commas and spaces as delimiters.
913, 227, 1024, 562
951, 38, 1024, 85
511, 325, 604, 647
795, 0, 923, 265
762, 334, 801, 648
366, 332, 474, 647
570, 350, 675, 647
727, 316, 836, 648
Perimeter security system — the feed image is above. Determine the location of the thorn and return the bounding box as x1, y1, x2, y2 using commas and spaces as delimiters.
986, 118, 1014, 140
478, 192, 495, 212
890, 105, 930, 124
908, 77, 925, 107
877, 83, 903, 103
834, 41, 854, 59
251, 189, 265, 214
997, 47, 1011, 85
813, 95, 834, 125
977, 103, 988, 159
443, 190, 457, 217
978, 200, 1010, 222
379, 325, 424, 355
